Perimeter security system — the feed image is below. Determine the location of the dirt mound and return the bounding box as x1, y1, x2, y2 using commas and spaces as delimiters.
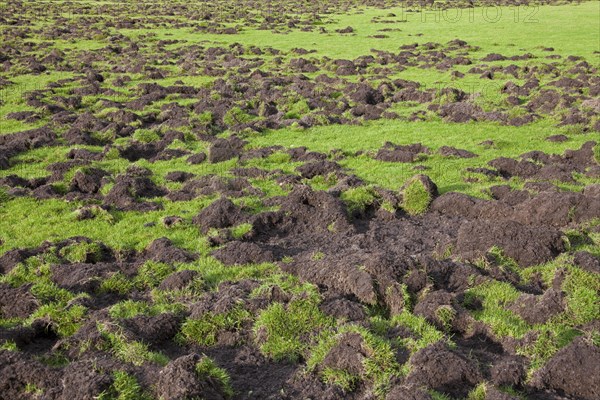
296, 160, 343, 179
190, 280, 259, 317
103, 166, 167, 211
0, 247, 45, 274
212, 241, 275, 265
406, 341, 482, 398
288, 147, 328, 162
456, 220, 566, 267
413, 290, 461, 331
253, 187, 354, 240
432, 188, 599, 229
0, 126, 57, 168
376, 142, 431, 163
119, 312, 182, 345
532, 337, 600, 400
438, 146, 477, 158
573, 251, 600, 274
386, 382, 433, 400
192, 197, 248, 234
187, 152, 207, 164
209, 136, 247, 163
319, 296, 366, 322
141, 237, 196, 264
0, 350, 61, 400
70, 167, 109, 194
490, 356, 527, 387
59, 359, 117, 400
321, 332, 367, 375
159, 270, 198, 290
51, 262, 117, 293
169, 175, 260, 201
156, 354, 230, 400
0, 283, 38, 318
509, 288, 565, 324
488, 141, 599, 182
165, 171, 195, 182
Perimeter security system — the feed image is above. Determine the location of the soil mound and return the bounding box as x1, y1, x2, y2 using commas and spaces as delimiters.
532, 338, 600, 400
156, 354, 230, 400
406, 342, 482, 398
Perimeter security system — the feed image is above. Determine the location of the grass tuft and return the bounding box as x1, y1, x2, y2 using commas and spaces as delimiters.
254, 298, 333, 362
401, 177, 432, 215
195, 357, 234, 398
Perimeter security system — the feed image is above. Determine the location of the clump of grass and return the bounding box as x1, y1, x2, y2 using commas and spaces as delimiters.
179, 306, 251, 347
26, 303, 87, 337
564, 271, 600, 325
476, 246, 520, 274
464, 281, 530, 338
429, 391, 452, 400
132, 129, 161, 143
197, 111, 214, 124
322, 367, 359, 392
100, 272, 134, 295
254, 298, 334, 362
467, 383, 487, 400
97, 322, 169, 366
230, 223, 253, 239
100, 261, 175, 295
284, 99, 310, 119
195, 357, 234, 398
223, 106, 255, 126
109, 299, 185, 320
135, 261, 174, 289
104, 147, 121, 160
307, 324, 400, 396
0, 340, 18, 351
435, 305, 456, 332
98, 371, 151, 400
250, 273, 320, 301
24, 383, 43, 397
307, 174, 338, 191
401, 176, 433, 215
0, 187, 10, 203
341, 186, 378, 214
59, 241, 103, 264
390, 311, 445, 353
517, 323, 581, 373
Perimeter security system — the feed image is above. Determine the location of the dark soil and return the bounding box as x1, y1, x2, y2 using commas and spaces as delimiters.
0, 2, 598, 399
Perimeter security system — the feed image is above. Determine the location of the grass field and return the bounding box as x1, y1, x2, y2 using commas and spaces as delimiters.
0, 1, 599, 399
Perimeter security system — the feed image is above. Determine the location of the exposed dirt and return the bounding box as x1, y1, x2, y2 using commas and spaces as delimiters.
0, 1, 599, 399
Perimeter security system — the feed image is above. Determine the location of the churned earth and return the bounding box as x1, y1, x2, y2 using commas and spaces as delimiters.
0, 1, 599, 399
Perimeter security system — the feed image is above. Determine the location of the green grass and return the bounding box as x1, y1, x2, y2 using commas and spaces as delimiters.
0, 2, 598, 398
341, 186, 379, 214
109, 300, 185, 320
307, 324, 400, 397
195, 357, 234, 399
464, 281, 531, 339
401, 176, 433, 215
387, 311, 446, 357
98, 371, 152, 400
247, 118, 594, 195
26, 303, 87, 337
254, 297, 334, 362
132, 3, 599, 60
179, 307, 251, 347
0, 340, 18, 351
59, 241, 103, 263
96, 322, 169, 367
